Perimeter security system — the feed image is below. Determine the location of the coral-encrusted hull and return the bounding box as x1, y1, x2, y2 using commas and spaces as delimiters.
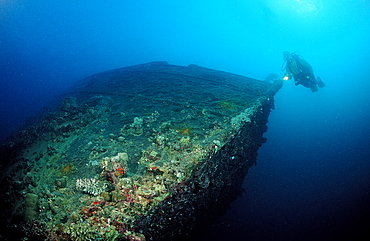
0, 62, 282, 240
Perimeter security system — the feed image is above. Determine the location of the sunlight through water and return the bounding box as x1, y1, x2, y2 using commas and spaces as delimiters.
266, 0, 323, 17
293, 0, 323, 15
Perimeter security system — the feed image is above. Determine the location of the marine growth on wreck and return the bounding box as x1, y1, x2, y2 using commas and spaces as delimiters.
0, 62, 282, 240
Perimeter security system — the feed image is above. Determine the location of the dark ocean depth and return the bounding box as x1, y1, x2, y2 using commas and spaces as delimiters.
1, 1, 369, 240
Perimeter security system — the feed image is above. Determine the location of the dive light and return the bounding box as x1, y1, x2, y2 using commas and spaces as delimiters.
283, 73, 292, 81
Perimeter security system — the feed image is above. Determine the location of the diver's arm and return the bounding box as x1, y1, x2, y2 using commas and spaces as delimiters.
285, 60, 292, 75
283, 61, 292, 80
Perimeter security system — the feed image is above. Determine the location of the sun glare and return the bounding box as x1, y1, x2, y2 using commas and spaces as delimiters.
292, 0, 323, 16
265, 0, 323, 18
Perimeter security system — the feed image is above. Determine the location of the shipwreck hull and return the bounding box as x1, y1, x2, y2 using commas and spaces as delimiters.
0, 62, 282, 240
138, 99, 274, 240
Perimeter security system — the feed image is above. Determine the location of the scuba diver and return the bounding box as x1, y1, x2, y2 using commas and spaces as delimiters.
282, 51, 326, 92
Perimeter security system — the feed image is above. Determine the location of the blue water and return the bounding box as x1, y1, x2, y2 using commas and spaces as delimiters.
1, 1, 369, 240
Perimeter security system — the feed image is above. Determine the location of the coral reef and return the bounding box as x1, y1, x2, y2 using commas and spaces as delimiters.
76, 178, 107, 196
100, 152, 128, 184
24, 193, 39, 222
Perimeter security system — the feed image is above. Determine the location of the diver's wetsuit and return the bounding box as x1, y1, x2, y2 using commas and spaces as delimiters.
287, 55, 316, 88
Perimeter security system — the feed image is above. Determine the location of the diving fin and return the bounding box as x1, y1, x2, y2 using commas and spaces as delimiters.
316, 77, 326, 88
310, 85, 318, 92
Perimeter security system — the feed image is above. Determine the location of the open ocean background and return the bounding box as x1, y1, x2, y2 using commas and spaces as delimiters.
1, 1, 369, 240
